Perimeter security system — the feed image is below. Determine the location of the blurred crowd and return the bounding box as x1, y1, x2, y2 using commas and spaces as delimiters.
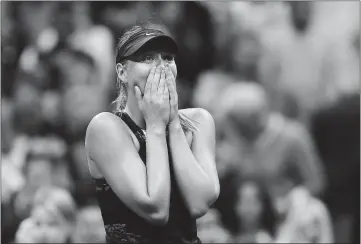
1, 1, 359, 243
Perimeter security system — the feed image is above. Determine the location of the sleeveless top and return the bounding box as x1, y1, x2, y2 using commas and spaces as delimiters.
93, 112, 201, 243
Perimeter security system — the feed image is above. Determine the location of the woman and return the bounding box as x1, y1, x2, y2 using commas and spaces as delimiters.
85, 23, 220, 243
231, 178, 276, 243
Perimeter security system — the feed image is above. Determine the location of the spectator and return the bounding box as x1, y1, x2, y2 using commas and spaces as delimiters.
218, 82, 325, 196
258, 2, 340, 127
231, 178, 276, 243
13, 155, 53, 220
222, 29, 262, 82
53, 47, 98, 88
71, 206, 106, 243
15, 186, 77, 243
272, 186, 333, 243
69, 2, 114, 91
12, 138, 73, 217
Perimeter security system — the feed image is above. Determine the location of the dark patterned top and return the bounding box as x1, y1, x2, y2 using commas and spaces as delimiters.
93, 112, 201, 244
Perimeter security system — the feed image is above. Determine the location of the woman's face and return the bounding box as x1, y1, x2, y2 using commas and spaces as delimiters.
235, 182, 263, 227
122, 49, 177, 94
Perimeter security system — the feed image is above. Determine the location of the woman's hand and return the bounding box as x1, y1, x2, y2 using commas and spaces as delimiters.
165, 66, 179, 125
135, 66, 170, 129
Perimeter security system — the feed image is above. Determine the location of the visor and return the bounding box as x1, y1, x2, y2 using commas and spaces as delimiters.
116, 29, 178, 63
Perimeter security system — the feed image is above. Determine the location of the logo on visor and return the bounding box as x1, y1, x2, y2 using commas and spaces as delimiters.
145, 33, 154, 36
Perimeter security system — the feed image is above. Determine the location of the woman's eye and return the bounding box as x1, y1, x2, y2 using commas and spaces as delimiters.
142, 56, 154, 62
163, 55, 174, 62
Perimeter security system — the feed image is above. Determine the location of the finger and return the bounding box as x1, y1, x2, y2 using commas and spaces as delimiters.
166, 68, 176, 99
145, 67, 156, 96
134, 85, 142, 102
166, 66, 176, 90
164, 82, 170, 102
165, 66, 176, 87
165, 66, 175, 80
167, 84, 177, 109
158, 68, 166, 95
151, 66, 162, 96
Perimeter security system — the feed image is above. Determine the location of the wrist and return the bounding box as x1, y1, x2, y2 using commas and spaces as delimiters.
168, 117, 181, 131
146, 123, 167, 135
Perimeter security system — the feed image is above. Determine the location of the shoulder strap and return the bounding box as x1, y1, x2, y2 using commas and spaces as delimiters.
115, 111, 146, 162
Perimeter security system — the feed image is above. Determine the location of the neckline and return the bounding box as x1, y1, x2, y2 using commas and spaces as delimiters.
117, 111, 169, 136
117, 111, 142, 128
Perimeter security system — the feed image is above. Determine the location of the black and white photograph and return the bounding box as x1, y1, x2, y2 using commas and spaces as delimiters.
1, 1, 360, 243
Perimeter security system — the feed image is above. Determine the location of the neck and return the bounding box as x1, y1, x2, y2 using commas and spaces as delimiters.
124, 93, 146, 130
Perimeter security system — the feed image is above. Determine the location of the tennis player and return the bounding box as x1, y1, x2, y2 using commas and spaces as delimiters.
85, 23, 219, 243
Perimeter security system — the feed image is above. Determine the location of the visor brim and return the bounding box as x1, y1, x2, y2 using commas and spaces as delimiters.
123, 35, 178, 58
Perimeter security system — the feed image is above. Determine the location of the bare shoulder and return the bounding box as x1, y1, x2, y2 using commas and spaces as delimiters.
179, 108, 215, 126
85, 112, 129, 151
86, 112, 122, 136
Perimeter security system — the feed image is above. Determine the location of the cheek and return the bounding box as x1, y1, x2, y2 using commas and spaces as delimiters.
128, 63, 152, 91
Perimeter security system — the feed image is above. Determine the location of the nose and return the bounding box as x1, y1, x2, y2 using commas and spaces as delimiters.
155, 54, 165, 67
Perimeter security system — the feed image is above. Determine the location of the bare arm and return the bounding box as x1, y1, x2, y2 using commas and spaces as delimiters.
85, 112, 171, 225
168, 109, 220, 219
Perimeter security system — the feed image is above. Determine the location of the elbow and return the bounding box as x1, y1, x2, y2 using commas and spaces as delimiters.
190, 189, 219, 219
147, 208, 169, 226
190, 205, 210, 219
148, 212, 169, 226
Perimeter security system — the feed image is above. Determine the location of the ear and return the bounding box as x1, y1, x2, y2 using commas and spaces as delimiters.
116, 63, 127, 83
